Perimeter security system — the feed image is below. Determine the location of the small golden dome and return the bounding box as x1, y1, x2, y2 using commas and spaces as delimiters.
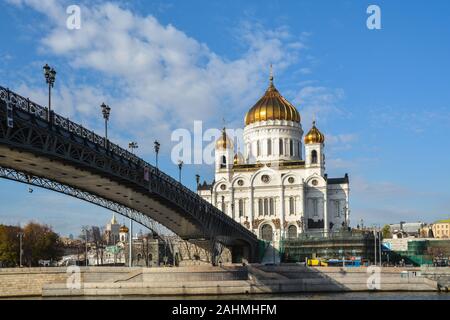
216, 127, 233, 150
304, 121, 325, 144
233, 152, 244, 165
119, 225, 129, 233
244, 72, 300, 126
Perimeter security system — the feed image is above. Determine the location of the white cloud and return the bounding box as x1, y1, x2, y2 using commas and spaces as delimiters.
8, 1, 305, 157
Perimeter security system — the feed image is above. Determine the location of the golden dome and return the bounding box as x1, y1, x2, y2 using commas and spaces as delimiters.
304, 121, 325, 144
233, 152, 244, 165
216, 127, 233, 150
119, 225, 129, 233
244, 73, 300, 126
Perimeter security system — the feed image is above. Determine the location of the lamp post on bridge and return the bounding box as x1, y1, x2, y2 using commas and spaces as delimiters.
17, 232, 24, 267
128, 141, 138, 154
43, 64, 56, 122
100, 103, 111, 148
154, 140, 160, 170
178, 160, 183, 183
195, 174, 200, 193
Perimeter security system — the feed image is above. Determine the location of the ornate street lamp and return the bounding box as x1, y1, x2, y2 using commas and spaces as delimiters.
178, 160, 183, 183
43, 64, 56, 121
128, 141, 139, 154
195, 174, 200, 191
154, 140, 160, 169
100, 102, 111, 148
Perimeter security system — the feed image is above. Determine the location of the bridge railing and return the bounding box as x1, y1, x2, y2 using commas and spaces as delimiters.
0, 86, 256, 240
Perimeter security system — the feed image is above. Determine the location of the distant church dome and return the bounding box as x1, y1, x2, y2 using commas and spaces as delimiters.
216, 127, 234, 150
233, 152, 244, 165
110, 213, 118, 225
119, 225, 129, 233
304, 121, 325, 144
244, 71, 300, 126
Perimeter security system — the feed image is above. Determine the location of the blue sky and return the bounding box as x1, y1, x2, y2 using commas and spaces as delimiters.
0, 0, 449, 236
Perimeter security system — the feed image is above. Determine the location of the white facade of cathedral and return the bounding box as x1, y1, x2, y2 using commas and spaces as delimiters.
198, 75, 350, 244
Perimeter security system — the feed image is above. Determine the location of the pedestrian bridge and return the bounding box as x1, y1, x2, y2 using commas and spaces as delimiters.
0, 86, 258, 263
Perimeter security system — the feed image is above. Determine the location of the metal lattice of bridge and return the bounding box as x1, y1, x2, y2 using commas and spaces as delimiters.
0, 86, 258, 263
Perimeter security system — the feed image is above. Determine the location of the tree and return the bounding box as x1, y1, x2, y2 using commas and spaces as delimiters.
0, 225, 21, 267
382, 224, 392, 239
22, 222, 63, 267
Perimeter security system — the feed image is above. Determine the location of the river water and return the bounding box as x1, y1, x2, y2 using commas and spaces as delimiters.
15, 292, 449, 300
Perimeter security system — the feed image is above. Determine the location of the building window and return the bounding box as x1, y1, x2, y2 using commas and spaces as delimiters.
298, 141, 301, 158
311, 150, 318, 164
221, 155, 226, 166
288, 225, 298, 239
258, 199, 263, 216
238, 199, 244, 217
309, 198, 319, 217
289, 197, 295, 215
257, 140, 261, 157
267, 139, 272, 156
269, 198, 274, 216
334, 200, 340, 218
289, 139, 294, 156
261, 224, 273, 241
279, 138, 283, 155
264, 198, 269, 216
221, 196, 225, 213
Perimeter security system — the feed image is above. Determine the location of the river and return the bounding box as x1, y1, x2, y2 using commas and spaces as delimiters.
12, 292, 450, 300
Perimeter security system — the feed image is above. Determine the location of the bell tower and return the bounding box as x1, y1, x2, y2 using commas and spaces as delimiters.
304, 121, 325, 175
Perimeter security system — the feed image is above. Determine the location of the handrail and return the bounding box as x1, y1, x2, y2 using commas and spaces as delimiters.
0, 86, 256, 240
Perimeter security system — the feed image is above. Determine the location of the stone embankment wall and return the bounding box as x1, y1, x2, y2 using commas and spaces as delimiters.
0, 265, 445, 298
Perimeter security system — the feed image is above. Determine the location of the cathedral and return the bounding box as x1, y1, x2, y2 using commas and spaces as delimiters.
198, 71, 350, 245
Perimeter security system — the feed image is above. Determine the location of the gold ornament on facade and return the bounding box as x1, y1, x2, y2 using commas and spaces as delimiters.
252, 219, 264, 230
272, 218, 281, 229
244, 67, 300, 126
304, 121, 325, 144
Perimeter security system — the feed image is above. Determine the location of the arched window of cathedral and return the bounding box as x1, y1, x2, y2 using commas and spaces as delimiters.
261, 224, 273, 241
313, 198, 319, 217
258, 199, 263, 216
288, 225, 298, 239
238, 199, 244, 217
148, 254, 153, 262
289, 139, 294, 156
257, 140, 261, 157
269, 198, 274, 215
289, 197, 295, 215
137, 253, 142, 262
267, 139, 272, 155
279, 138, 284, 155
221, 196, 225, 213
311, 150, 318, 164
221, 155, 226, 167
264, 198, 269, 216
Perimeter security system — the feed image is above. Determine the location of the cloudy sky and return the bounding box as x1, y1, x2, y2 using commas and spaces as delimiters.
0, 0, 449, 236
